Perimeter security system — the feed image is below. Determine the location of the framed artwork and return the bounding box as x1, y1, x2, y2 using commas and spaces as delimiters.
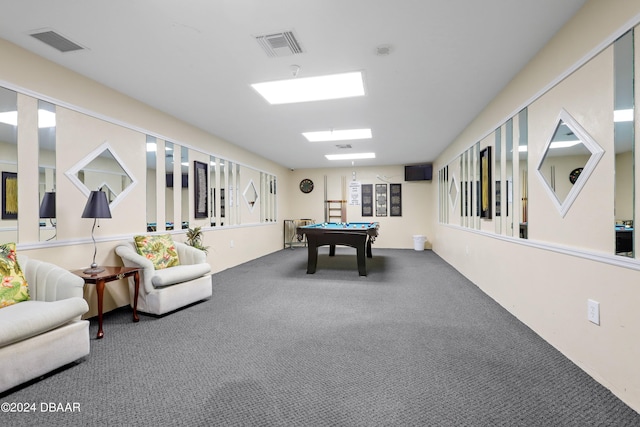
194, 161, 208, 218
361, 184, 373, 217
2, 172, 17, 220
375, 183, 387, 217
390, 183, 402, 216
480, 146, 492, 218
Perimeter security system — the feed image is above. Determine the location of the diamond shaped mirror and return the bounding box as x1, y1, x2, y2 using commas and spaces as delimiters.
65, 141, 137, 209
243, 179, 259, 213
536, 109, 603, 217
448, 175, 459, 211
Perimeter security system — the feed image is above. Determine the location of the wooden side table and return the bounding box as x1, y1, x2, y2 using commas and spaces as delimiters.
72, 266, 141, 339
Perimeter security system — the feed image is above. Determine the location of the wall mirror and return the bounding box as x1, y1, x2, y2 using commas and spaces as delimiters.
243, 179, 259, 213
0, 86, 18, 244
38, 100, 56, 241
494, 128, 502, 233
165, 141, 175, 230
505, 119, 514, 236
218, 159, 227, 225
460, 150, 467, 226
472, 142, 480, 229
261, 172, 277, 222
209, 156, 219, 226
518, 108, 529, 239
449, 173, 458, 213
0, 86, 280, 245
180, 146, 189, 230
145, 135, 157, 231
536, 109, 604, 217
614, 29, 634, 257
66, 141, 136, 210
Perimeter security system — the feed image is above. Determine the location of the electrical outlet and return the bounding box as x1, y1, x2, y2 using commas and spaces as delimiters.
587, 299, 600, 325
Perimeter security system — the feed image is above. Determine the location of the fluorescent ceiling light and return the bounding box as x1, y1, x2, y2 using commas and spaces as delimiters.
614, 108, 634, 122
252, 71, 365, 104
325, 152, 375, 161
303, 128, 372, 142
0, 111, 17, 126
146, 142, 157, 152
518, 145, 528, 152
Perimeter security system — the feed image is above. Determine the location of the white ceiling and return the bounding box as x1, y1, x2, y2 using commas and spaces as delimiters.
0, 0, 587, 170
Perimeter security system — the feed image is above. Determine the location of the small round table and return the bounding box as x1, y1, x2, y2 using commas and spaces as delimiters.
72, 266, 141, 339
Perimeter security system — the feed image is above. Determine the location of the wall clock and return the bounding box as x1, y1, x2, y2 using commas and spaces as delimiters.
299, 178, 314, 193
569, 167, 583, 185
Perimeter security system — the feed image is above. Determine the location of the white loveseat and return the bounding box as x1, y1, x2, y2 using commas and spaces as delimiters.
115, 241, 212, 315
0, 256, 89, 393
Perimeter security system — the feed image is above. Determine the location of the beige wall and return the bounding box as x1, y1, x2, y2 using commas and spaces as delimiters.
0, 38, 290, 317
288, 165, 434, 249
433, 0, 640, 412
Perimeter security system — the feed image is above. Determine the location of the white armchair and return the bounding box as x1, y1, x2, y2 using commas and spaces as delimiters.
0, 256, 89, 393
115, 241, 212, 315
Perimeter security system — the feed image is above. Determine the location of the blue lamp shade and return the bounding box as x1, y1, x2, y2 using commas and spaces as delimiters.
39, 192, 56, 218
81, 190, 112, 219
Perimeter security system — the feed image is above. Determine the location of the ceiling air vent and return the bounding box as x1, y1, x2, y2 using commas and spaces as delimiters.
30, 30, 84, 53
255, 31, 303, 57
336, 144, 353, 149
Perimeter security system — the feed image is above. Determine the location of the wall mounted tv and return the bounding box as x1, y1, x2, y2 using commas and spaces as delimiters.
404, 164, 433, 181
166, 173, 188, 188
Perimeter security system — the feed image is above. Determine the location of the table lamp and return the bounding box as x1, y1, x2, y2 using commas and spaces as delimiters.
82, 190, 112, 274
39, 191, 56, 241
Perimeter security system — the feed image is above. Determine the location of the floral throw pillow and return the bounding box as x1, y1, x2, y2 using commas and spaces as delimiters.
0, 242, 30, 309
134, 235, 180, 270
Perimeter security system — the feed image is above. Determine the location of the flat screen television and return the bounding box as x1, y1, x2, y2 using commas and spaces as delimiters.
404, 164, 433, 181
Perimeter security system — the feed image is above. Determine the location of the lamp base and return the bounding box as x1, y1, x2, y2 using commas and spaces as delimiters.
83, 263, 105, 275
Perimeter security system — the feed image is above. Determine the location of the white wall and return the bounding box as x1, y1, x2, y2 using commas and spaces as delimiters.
433, 0, 640, 412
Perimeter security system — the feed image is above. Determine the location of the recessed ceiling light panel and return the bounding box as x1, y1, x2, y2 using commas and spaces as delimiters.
325, 152, 375, 161
303, 128, 372, 142
251, 71, 365, 105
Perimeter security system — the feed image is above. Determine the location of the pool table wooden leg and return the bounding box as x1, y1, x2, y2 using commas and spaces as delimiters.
329, 245, 336, 256
306, 244, 318, 274
366, 237, 373, 258
356, 245, 367, 276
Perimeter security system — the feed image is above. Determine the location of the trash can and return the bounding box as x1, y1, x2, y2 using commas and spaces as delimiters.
413, 235, 426, 251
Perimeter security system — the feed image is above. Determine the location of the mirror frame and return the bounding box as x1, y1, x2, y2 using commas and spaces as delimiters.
65, 140, 137, 209
535, 108, 604, 217
243, 179, 259, 213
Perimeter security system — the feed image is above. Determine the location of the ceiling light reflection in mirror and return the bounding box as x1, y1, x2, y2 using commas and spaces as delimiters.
0, 109, 55, 128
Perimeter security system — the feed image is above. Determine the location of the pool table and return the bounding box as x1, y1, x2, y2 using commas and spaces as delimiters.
296, 222, 379, 276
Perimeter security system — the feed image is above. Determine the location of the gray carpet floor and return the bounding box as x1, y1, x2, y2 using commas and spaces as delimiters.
2, 247, 639, 426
